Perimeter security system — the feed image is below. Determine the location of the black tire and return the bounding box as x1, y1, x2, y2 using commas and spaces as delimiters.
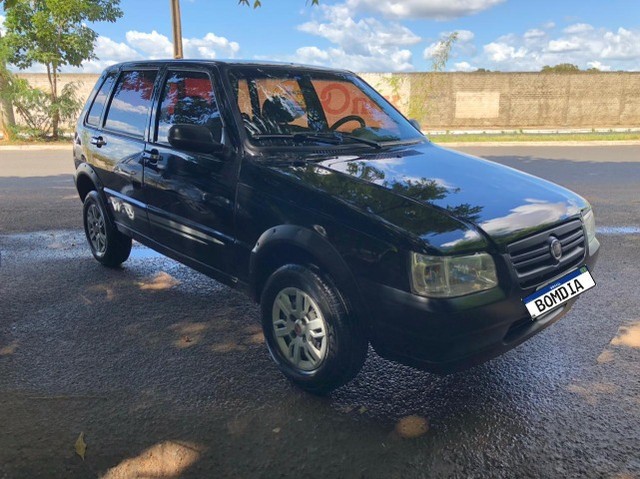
260, 264, 368, 395
82, 190, 132, 267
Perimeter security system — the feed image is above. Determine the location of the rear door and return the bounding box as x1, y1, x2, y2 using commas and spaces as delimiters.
79, 70, 116, 167
142, 67, 239, 274
90, 68, 159, 236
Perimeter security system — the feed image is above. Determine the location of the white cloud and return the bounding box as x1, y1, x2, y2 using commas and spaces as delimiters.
472, 24, 640, 71
483, 39, 527, 62
348, 0, 505, 20
423, 42, 445, 60
547, 39, 581, 53
80, 36, 143, 73
298, 4, 421, 52
423, 29, 476, 64
125, 30, 174, 59
124, 30, 240, 61
452, 61, 476, 72
524, 28, 546, 39
71, 30, 240, 72
95, 36, 142, 62
587, 61, 611, 71
184, 33, 240, 59
601, 27, 640, 60
0, 15, 5, 36
564, 23, 594, 34
294, 45, 413, 72
294, 4, 420, 71
456, 30, 476, 43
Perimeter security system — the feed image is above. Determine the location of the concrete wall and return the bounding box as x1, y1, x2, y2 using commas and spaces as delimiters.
16, 72, 640, 130
360, 72, 640, 129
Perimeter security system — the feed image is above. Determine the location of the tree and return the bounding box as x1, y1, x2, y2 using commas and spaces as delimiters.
3, 0, 123, 138
405, 31, 459, 121
0, 31, 17, 140
541, 63, 580, 73
430, 32, 459, 73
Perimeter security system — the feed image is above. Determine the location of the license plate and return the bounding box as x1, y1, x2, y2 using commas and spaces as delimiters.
523, 266, 596, 319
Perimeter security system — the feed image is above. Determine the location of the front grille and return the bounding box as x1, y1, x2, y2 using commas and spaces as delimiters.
507, 219, 586, 288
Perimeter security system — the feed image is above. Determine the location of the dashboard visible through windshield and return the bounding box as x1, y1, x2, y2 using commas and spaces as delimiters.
227, 67, 424, 147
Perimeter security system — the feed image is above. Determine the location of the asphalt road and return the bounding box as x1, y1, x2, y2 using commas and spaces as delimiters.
1, 145, 639, 478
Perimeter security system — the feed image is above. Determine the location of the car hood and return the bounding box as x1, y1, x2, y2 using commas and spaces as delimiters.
290, 142, 587, 248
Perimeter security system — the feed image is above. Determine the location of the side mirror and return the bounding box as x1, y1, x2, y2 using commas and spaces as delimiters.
168, 124, 222, 154
408, 119, 422, 132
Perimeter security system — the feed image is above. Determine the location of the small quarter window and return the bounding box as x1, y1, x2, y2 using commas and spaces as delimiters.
156, 70, 222, 145
104, 70, 158, 137
86, 72, 116, 127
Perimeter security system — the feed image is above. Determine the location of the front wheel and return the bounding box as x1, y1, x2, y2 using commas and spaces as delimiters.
83, 191, 132, 267
260, 264, 368, 395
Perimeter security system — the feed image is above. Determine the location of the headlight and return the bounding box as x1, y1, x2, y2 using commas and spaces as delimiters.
410, 252, 498, 298
582, 208, 596, 243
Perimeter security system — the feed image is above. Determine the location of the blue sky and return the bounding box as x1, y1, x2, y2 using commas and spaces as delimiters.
1, 0, 639, 72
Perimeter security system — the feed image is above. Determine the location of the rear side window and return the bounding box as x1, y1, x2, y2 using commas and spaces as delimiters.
104, 70, 158, 137
156, 70, 222, 144
86, 72, 116, 127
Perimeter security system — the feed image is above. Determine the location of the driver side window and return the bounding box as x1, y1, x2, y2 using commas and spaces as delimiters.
156, 70, 222, 145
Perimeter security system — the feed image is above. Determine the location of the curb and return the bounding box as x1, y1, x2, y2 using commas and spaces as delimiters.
0, 144, 73, 151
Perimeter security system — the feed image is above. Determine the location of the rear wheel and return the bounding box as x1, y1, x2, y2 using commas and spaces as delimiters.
261, 264, 368, 395
83, 191, 131, 267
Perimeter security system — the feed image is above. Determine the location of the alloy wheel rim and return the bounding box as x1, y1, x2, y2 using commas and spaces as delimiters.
86, 204, 107, 254
271, 287, 328, 371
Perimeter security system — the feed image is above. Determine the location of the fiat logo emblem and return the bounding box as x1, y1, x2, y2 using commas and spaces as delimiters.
549, 237, 563, 261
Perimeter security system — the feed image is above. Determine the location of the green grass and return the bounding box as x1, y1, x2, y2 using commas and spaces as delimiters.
430, 132, 640, 143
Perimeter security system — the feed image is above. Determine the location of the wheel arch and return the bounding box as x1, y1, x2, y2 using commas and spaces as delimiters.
74, 162, 103, 202
250, 225, 370, 327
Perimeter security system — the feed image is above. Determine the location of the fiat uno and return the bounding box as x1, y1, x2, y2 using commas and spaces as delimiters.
74, 60, 599, 394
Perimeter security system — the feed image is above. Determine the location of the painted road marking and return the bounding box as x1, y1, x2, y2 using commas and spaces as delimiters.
597, 226, 640, 235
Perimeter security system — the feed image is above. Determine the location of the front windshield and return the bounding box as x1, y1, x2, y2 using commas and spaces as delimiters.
227, 67, 424, 146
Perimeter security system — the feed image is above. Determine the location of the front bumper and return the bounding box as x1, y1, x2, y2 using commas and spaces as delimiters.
362, 239, 600, 374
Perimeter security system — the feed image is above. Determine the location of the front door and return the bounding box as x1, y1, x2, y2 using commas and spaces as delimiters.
142, 68, 238, 275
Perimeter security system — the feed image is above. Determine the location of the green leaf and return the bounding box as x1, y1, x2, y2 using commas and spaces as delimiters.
75, 432, 87, 460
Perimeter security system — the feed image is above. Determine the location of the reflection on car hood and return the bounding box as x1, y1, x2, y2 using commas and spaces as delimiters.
313, 142, 588, 246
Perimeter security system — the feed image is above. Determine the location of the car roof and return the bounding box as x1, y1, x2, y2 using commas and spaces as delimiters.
105, 59, 352, 75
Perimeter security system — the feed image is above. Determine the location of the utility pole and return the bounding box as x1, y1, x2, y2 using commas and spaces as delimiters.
170, 0, 184, 59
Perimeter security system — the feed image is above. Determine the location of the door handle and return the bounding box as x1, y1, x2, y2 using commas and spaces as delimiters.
142, 148, 161, 165
142, 148, 166, 172
90, 136, 106, 147
114, 166, 138, 179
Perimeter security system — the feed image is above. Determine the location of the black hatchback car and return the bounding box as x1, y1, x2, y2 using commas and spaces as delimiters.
74, 60, 599, 394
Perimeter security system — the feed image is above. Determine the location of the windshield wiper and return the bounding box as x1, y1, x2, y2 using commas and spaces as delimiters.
252, 132, 382, 149
309, 132, 382, 149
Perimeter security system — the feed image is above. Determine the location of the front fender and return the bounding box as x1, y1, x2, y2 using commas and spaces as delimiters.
249, 224, 369, 324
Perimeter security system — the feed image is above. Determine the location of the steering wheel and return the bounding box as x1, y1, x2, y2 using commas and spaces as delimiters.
329, 115, 366, 131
